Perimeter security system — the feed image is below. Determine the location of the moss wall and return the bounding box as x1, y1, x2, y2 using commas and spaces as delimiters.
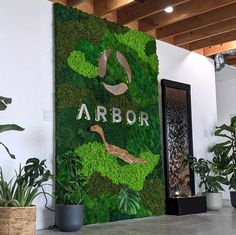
54, 3, 165, 224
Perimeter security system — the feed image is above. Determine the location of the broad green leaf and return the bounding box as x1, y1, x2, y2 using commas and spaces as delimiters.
215, 124, 234, 134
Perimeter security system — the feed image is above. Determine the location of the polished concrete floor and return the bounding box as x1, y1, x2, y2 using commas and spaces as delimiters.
37, 205, 236, 235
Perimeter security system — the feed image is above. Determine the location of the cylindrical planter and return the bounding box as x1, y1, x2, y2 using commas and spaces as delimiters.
0, 206, 36, 235
203, 192, 222, 210
230, 191, 236, 208
56, 204, 84, 232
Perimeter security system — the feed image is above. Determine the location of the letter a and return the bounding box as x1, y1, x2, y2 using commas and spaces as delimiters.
76, 103, 91, 121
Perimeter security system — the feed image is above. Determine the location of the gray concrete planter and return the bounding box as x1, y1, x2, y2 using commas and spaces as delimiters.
55, 204, 84, 232
203, 192, 222, 211
230, 191, 236, 208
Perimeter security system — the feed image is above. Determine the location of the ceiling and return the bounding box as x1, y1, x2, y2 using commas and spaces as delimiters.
51, 0, 236, 68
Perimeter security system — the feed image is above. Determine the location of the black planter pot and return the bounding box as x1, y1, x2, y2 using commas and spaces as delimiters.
55, 204, 84, 232
230, 191, 236, 208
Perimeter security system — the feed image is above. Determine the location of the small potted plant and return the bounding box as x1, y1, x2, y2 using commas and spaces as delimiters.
55, 151, 86, 232
210, 116, 236, 208
0, 158, 51, 235
190, 157, 225, 210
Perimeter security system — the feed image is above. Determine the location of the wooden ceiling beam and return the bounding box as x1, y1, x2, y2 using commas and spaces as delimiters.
67, 0, 87, 7
185, 30, 236, 51
49, 0, 67, 5
75, 0, 93, 14
156, 3, 236, 39
161, 37, 174, 44
193, 41, 236, 56
102, 11, 117, 22
93, 0, 136, 17
139, 0, 236, 32
117, 0, 190, 25
173, 17, 236, 46
126, 21, 139, 30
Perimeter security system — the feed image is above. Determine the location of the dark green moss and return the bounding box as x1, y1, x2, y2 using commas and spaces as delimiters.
87, 172, 124, 198
84, 193, 117, 224
145, 40, 157, 56
140, 179, 165, 215
54, 3, 88, 22
56, 84, 89, 112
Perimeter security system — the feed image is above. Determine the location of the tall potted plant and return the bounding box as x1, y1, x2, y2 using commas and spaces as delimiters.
0, 158, 51, 235
190, 157, 225, 210
210, 116, 236, 208
55, 151, 86, 232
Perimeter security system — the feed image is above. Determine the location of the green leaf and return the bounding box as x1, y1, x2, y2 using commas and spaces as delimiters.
0, 96, 12, 111
117, 189, 141, 215
215, 124, 234, 135
230, 116, 236, 129
0, 102, 7, 111
0, 141, 16, 159
0, 124, 24, 134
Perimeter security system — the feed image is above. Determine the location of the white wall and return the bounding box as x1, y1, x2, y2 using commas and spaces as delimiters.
0, 0, 54, 230
216, 65, 236, 125
156, 40, 218, 195
215, 65, 236, 199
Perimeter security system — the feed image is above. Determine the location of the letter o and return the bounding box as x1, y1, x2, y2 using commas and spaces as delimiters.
126, 110, 136, 125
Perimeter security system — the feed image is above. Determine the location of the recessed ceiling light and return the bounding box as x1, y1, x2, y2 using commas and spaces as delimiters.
164, 6, 174, 13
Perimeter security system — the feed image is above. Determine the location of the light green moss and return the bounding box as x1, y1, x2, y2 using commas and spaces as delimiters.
76, 142, 159, 191
115, 30, 158, 71
67, 50, 99, 78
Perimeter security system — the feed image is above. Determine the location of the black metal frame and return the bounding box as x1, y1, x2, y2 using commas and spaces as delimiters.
161, 79, 195, 198
160, 79, 207, 215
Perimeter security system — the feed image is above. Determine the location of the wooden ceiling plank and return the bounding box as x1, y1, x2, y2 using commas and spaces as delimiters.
202, 41, 236, 56
174, 17, 236, 46
156, 3, 236, 39
139, 0, 236, 32
117, 0, 190, 25
93, 0, 136, 16
187, 30, 236, 51
225, 57, 236, 66
225, 54, 236, 60
161, 37, 174, 44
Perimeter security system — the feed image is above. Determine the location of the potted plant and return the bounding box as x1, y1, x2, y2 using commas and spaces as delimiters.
190, 157, 225, 210
210, 116, 236, 208
0, 158, 51, 235
55, 151, 86, 232
0, 95, 52, 234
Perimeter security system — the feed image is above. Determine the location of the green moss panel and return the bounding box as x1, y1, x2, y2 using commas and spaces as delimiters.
54, 3, 165, 224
